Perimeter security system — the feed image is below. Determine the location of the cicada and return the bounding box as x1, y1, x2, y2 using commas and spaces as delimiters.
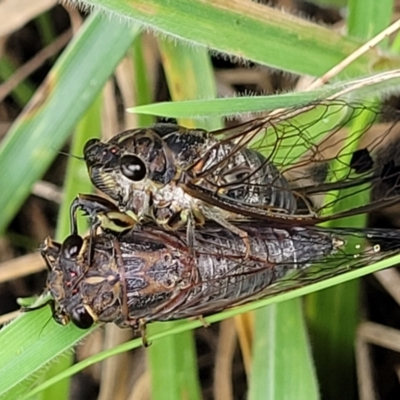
76, 100, 400, 253
37, 215, 400, 339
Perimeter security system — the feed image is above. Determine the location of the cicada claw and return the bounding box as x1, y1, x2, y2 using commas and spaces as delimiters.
198, 315, 210, 329
70, 193, 138, 235
137, 319, 151, 347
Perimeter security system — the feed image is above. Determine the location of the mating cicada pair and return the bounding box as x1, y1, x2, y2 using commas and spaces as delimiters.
37, 99, 400, 335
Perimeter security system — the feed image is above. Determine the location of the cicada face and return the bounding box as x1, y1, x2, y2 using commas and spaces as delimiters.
83, 127, 178, 216
41, 235, 99, 329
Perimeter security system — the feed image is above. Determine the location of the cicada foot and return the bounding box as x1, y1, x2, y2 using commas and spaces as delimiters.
129, 319, 150, 347
185, 214, 197, 257
137, 319, 151, 347
242, 233, 251, 260
160, 209, 199, 256
97, 210, 138, 235
198, 315, 210, 329
70, 194, 119, 234
219, 222, 251, 259
70, 193, 138, 235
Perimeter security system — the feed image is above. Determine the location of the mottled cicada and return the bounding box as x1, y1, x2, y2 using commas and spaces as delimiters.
75, 100, 400, 252
38, 211, 400, 337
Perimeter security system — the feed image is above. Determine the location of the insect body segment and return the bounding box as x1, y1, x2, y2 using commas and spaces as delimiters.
41, 223, 343, 330
82, 123, 297, 248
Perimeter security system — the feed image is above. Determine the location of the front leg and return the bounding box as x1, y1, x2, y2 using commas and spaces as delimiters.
170, 210, 201, 256
70, 193, 138, 235
70, 194, 119, 233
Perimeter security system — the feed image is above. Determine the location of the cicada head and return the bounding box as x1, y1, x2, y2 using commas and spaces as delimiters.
83, 128, 177, 215
83, 138, 125, 202
40, 235, 96, 329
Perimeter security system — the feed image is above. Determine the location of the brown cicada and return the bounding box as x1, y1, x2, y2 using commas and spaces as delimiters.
37, 207, 400, 338
74, 100, 400, 253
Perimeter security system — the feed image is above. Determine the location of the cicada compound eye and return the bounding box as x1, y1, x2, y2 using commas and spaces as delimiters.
61, 235, 83, 260
120, 154, 147, 181
71, 306, 94, 329
83, 138, 100, 155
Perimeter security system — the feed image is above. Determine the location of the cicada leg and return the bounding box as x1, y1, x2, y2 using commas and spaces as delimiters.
70, 193, 138, 235
70, 194, 117, 233
161, 209, 199, 256
137, 318, 150, 347
198, 315, 210, 329
185, 212, 196, 257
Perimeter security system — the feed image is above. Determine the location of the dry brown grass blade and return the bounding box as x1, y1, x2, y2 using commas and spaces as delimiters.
308, 18, 400, 90
214, 319, 236, 400
358, 321, 400, 353
0, 29, 72, 102
0, 253, 43, 283
32, 181, 63, 204
0, 0, 58, 38
233, 312, 254, 375
98, 325, 134, 400
356, 329, 377, 400
0, 310, 20, 326
374, 269, 400, 306
127, 370, 151, 400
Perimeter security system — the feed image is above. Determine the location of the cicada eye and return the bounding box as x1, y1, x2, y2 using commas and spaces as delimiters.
83, 138, 100, 154
61, 235, 83, 260
120, 155, 147, 181
71, 306, 94, 329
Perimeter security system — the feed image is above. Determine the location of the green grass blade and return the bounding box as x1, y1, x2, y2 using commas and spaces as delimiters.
78, 0, 400, 76
129, 90, 334, 119
0, 12, 140, 235
128, 69, 400, 119
147, 322, 201, 400
157, 38, 220, 130
0, 307, 96, 400
348, 0, 393, 40
249, 300, 319, 400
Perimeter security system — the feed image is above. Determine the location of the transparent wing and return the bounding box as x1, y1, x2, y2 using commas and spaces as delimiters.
185, 100, 400, 224
128, 223, 400, 322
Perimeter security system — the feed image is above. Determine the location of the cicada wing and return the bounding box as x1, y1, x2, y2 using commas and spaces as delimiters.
145, 226, 400, 321
183, 100, 400, 223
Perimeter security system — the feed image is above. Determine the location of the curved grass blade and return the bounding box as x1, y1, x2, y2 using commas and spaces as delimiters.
0, 12, 140, 235
72, 0, 400, 76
